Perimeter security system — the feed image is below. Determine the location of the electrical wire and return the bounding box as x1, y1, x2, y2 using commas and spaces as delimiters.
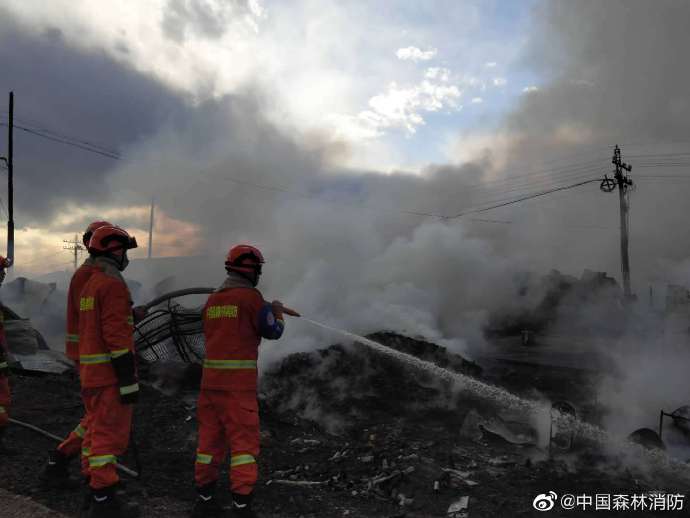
445, 178, 601, 220
0, 122, 121, 160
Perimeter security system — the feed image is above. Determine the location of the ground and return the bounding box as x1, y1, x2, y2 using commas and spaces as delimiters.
1, 333, 689, 517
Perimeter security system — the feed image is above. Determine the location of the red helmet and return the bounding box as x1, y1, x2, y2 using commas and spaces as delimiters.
87, 225, 138, 255
225, 244, 264, 275
0, 255, 11, 268
83, 220, 113, 247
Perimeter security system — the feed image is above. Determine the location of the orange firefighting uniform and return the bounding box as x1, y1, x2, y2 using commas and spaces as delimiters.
0, 309, 9, 429
78, 260, 137, 490
194, 274, 284, 495
57, 259, 101, 467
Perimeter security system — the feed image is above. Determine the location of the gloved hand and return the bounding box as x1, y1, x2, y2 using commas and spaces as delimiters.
271, 300, 285, 320
111, 351, 139, 405
132, 305, 149, 325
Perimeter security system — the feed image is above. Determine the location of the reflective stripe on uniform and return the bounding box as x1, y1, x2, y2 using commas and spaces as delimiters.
203, 359, 257, 370
80, 297, 95, 311
196, 452, 213, 464
230, 454, 256, 468
89, 454, 117, 468
66, 334, 79, 343
82, 447, 91, 457
79, 353, 112, 365
0, 362, 7, 369
127, 316, 134, 325
73, 423, 86, 438
119, 383, 139, 396
0, 406, 5, 414
79, 348, 131, 364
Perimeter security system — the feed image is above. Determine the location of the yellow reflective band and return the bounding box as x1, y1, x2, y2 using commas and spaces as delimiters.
230, 454, 256, 468
89, 455, 117, 468
111, 348, 130, 359
206, 305, 238, 320
74, 424, 86, 438
127, 316, 134, 325
82, 447, 91, 456
119, 383, 139, 396
0, 406, 5, 414
196, 452, 213, 465
66, 334, 79, 343
80, 297, 95, 311
203, 359, 257, 370
0, 362, 7, 369
79, 353, 111, 365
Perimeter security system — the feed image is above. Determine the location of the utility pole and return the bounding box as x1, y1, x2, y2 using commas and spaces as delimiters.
63, 234, 85, 270
600, 145, 634, 301
6, 92, 13, 266
148, 197, 154, 259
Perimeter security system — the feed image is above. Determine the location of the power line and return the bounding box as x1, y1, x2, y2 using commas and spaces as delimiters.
445, 178, 601, 219
0, 122, 121, 160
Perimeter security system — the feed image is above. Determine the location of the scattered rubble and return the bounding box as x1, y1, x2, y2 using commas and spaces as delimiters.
2, 331, 689, 517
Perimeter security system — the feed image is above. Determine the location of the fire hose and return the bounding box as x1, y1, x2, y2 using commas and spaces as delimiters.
142, 288, 301, 317
8, 417, 140, 479
6, 294, 300, 480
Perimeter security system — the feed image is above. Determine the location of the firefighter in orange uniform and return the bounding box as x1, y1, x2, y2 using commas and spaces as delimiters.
0, 255, 12, 454
41, 221, 112, 485
78, 225, 140, 518
192, 245, 287, 518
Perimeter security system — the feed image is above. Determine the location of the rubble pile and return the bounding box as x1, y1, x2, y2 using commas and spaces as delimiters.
262, 332, 482, 434
1, 332, 689, 517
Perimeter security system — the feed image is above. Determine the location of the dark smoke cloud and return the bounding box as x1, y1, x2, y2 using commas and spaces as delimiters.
478, 0, 690, 289
0, 7, 190, 225
502, 0, 690, 441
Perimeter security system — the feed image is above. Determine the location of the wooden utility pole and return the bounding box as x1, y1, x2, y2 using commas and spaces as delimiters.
600, 145, 634, 300
63, 234, 85, 270
148, 197, 154, 259
6, 92, 13, 265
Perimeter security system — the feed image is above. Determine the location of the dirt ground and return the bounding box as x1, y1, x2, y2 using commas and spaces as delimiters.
1, 333, 690, 517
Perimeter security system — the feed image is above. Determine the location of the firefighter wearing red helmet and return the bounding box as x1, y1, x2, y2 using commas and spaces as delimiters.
0, 255, 12, 454
78, 225, 141, 517
192, 244, 287, 518
41, 220, 112, 487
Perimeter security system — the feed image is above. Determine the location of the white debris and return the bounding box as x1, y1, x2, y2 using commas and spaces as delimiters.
447, 495, 469, 516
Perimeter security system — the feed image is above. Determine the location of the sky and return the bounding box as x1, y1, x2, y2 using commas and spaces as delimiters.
0, 0, 689, 325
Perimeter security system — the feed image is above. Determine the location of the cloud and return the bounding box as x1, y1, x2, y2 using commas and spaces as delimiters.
484, 61, 497, 68
522, 85, 538, 93
395, 46, 437, 62
425, 67, 451, 82
0, 7, 189, 224
161, 0, 264, 42
470, 97, 483, 104
492, 77, 507, 87
332, 79, 462, 138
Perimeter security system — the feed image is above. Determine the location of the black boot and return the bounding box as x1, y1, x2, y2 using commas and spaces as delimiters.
40, 450, 79, 489
0, 427, 16, 455
231, 492, 257, 518
191, 482, 226, 518
88, 484, 140, 518
78, 478, 91, 517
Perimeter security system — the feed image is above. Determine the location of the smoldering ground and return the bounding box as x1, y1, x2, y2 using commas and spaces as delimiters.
1, 1, 690, 472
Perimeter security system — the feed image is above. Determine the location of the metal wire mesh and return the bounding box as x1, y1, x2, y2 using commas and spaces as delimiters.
134, 299, 206, 364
